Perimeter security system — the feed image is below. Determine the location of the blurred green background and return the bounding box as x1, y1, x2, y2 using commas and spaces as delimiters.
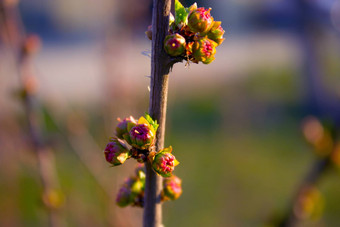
1, 0, 340, 226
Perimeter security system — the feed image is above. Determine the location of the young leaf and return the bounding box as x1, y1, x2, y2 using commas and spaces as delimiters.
175, 0, 189, 26
144, 113, 159, 133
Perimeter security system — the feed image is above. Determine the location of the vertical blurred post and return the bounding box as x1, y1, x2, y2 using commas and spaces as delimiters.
143, 0, 172, 226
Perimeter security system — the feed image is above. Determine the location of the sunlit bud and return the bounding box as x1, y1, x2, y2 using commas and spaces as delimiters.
207, 21, 225, 46
152, 146, 179, 177
116, 116, 136, 139
188, 7, 214, 33
163, 175, 182, 200
192, 37, 217, 64
128, 123, 155, 150
104, 138, 129, 166
164, 33, 186, 57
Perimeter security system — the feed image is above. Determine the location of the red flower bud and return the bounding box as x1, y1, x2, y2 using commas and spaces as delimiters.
207, 21, 225, 46
104, 138, 129, 166
128, 123, 155, 150
116, 116, 136, 139
151, 147, 179, 177
192, 37, 217, 64
188, 7, 214, 33
164, 33, 186, 57
163, 175, 182, 200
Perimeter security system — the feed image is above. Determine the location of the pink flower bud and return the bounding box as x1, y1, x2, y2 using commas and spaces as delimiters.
152, 147, 179, 177
104, 138, 129, 166
128, 123, 155, 150
163, 175, 182, 200
188, 7, 214, 33
164, 33, 186, 57
116, 116, 136, 139
207, 21, 225, 46
192, 37, 217, 64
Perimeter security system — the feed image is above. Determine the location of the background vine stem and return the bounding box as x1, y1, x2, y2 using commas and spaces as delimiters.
143, 0, 173, 226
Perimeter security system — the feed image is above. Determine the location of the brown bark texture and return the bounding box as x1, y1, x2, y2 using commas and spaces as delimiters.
143, 0, 173, 226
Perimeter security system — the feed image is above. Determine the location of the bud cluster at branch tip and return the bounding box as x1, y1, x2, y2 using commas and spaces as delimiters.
146, 0, 225, 65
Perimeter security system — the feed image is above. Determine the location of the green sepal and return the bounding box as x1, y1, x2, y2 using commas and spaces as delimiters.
160, 172, 172, 178
144, 113, 159, 133
127, 122, 135, 132
160, 146, 173, 154
188, 2, 197, 13
175, 0, 189, 26
123, 133, 132, 145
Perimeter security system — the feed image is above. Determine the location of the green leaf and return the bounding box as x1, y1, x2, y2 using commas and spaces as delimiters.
175, 0, 189, 26
144, 113, 159, 133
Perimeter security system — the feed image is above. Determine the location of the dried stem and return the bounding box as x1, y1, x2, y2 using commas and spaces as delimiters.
143, 0, 173, 226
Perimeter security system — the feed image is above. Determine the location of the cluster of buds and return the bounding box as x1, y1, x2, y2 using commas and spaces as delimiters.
116, 164, 182, 207
104, 114, 157, 166
103, 113, 181, 207
146, 0, 225, 64
116, 164, 146, 207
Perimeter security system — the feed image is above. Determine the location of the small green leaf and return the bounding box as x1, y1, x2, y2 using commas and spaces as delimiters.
144, 113, 159, 133
175, 0, 189, 26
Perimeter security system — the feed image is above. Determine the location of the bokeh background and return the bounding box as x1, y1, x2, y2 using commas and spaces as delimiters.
1, 0, 340, 226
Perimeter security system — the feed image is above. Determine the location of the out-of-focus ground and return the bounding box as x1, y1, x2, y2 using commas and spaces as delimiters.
2, 0, 340, 226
